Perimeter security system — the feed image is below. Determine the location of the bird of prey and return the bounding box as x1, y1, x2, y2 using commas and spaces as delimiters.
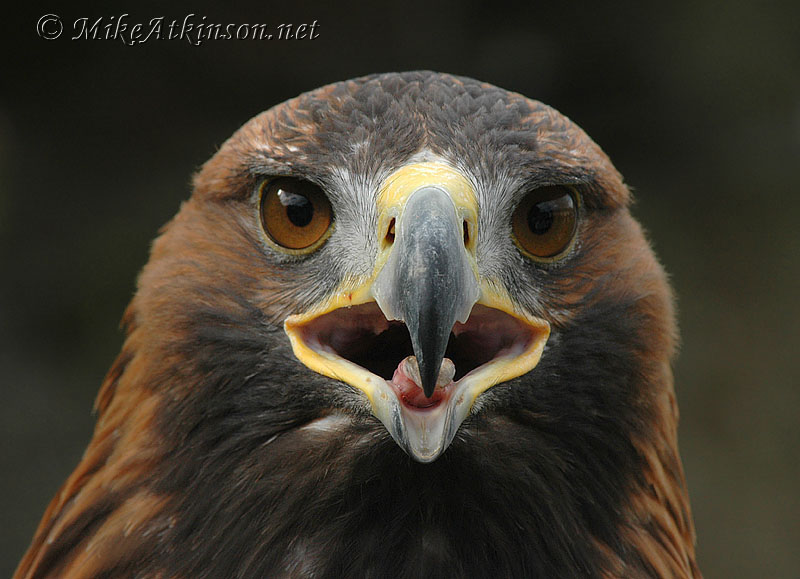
16, 71, 700, 578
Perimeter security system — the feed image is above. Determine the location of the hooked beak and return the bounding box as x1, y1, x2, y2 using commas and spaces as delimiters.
372, 186, 480, 397
284, 162, 550, 462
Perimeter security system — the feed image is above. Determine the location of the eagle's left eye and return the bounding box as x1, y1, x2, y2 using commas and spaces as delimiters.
511, 185, 577, 260
259, 178, 333, 252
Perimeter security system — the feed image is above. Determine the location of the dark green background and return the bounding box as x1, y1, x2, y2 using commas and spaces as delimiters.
3, 2, 798, 577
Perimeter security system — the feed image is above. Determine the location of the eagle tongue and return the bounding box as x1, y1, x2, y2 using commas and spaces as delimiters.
391, 356, 455, 407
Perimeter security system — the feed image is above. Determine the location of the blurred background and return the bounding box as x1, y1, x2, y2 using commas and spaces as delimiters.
2, 1, 798, 576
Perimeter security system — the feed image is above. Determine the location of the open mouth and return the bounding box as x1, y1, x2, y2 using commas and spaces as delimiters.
283, 162, 551, 462
291, 302, 541, 413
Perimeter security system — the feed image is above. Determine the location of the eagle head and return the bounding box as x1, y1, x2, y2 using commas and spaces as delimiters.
17, 72, 700, 578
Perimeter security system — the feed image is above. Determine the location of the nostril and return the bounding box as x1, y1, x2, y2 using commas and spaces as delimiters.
386, 218, 396, 245
463, 220, 470, 247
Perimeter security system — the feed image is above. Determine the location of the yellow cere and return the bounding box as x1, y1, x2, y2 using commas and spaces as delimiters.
377, 162, 478, 222
377, 162, 480, 281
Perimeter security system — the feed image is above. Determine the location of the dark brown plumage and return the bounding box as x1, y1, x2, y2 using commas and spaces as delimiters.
17, 71, 700, 578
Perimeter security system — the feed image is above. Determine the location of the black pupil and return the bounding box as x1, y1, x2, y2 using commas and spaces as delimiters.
527, 201, 554, 235
279, 191, 313, 227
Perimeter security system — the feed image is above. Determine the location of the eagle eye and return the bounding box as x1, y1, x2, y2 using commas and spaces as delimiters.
259, 178, 333, 252
512, 186, 577, 260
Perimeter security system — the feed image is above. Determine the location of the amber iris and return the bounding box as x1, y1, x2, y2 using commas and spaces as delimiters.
512, 186, 577, 259
260, 178, 333, 251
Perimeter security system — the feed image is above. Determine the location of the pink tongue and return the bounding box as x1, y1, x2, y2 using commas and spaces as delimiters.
390, 356, 455, 408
